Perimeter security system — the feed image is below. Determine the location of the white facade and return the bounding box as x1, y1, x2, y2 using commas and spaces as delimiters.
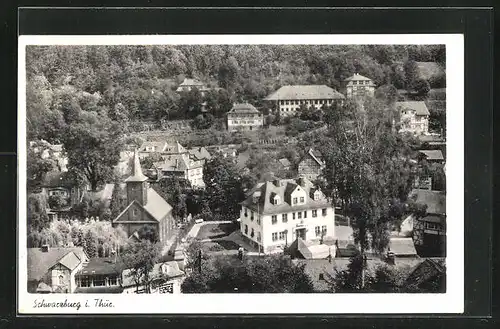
277, 98, 339, 116
399, 111, 429, 135
239, 204, 335, 254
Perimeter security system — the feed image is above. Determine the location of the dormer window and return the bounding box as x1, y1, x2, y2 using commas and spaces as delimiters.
272, 195, 281, 205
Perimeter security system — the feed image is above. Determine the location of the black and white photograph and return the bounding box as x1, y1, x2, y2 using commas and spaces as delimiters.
18, 34, 464, 314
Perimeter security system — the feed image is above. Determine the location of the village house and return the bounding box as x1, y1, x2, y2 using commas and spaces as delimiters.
74, 256, 126, 293
298, 148, 325, 181
30, 140, 69, 172
122, 261, 185, 294
407, 189, 446, 257
138, 141, 187, 159
396, 101, 430, 135
239, 176, 335, 254
27, 245, 89, 293
264, 85, 345, 116
227, 103, 264, 132
40, 171, 89, 220
153, 153, 205, 188
341, 73, 376, 98
112, 151, 176, 244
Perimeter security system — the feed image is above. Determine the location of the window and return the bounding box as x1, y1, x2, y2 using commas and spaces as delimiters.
244, 225, 248, 234
251, 212, 254, 221
315, 100, 319, 105
312, 210, 318, 218
272, 215, 277, 224
322, 225, 327, 235
93, 275, 106, 287
297, 212, 302, 219
293, 197, 298, 205
319, 273, 325, 281
273, 195, 280, 205
300, 197, 305, 203
282, 214, 288, 223
304, 211, 307, 218
244, 208, 248, 217
132, 208, 138, 217
279, 231, 286, 240
250, 228, 255, 238
78, 276, 91, 288
272, 232, 278, 241
292, 213, 296, 220
257, 216, 261, 225
315, 226, 321, 236
257, 232, 261, 242
108, 276, 118, 286
322, 208, 327, 216
58, 275, 64, 285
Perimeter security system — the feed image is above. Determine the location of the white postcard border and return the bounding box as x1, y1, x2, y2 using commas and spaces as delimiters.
18, 34, 464, 314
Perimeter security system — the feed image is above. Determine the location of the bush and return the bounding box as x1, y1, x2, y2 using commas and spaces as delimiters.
412, 78, 431, 96
48, 194, 68, 210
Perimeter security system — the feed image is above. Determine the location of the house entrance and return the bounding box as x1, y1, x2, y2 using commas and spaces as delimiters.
296, 228, 306, 240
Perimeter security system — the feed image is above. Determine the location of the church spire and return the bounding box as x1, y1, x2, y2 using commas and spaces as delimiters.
125, 149, 148, 182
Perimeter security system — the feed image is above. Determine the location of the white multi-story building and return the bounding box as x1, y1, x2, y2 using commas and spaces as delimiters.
227, 103, 264, 132
239, 177, 335, 254
396, 101, 430, 135
264, 85, 345, 116
341, 73, 376, 99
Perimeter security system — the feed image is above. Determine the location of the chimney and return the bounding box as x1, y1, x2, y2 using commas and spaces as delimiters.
41, 244, 50, 252
273, 179, 281, 187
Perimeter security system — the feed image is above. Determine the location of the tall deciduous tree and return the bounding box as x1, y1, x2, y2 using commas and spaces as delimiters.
320, 99, 418, 287
121, 240, 161, 293
203, 156, 245, 221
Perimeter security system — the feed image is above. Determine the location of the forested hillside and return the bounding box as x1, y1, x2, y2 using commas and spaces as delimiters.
26, 44, 445, 143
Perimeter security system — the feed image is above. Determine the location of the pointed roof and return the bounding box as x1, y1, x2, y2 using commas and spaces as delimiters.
344, 73, 374, 82
125, 150, 148, 182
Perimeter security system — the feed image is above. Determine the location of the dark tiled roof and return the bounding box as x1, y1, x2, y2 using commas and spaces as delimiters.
240, 177, 330, 215
396, 101, 430, 116
405, 258, 445, 287
76, 257, 127, 276
265, 85, 345, 101
188, 147, 211, 161
28, 247, 87, 281
410, 189, 446, 215
301, 148, 324, 166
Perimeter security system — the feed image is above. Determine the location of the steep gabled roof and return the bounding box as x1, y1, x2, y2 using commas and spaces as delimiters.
139, 141, 167, 153
396, 101, 430, 116
188, 147, 211, 161
28, 247, 87, 281
240, 177, 330, 215
143, 188, 173, 221
388, 237, 418, 256
301, 148, 325, 167
265, 85, 345, 101
125, 150, 148, 183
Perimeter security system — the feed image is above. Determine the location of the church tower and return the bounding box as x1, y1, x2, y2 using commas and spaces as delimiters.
125, 150, 148, 206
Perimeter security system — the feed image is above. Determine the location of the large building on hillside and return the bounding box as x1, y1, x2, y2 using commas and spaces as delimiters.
264, 85, 345, 116
341, 73, 376, 98
138, 141, 187, 159
239, 177, 335, 254
396, 101, 430, 135
175, 78, 210, 96
298, 148, 325, 181
112, 151, 175, 244
227, 103, 264, 132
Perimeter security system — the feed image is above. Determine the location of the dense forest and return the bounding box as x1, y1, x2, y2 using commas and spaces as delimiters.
26, 44, 445, 143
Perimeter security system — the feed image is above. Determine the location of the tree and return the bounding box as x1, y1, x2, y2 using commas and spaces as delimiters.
83, 229, 98, 258
181, 254, 315, 293
137, 224, 159, 243
192, 113, 215, 130
412, 78, 431, 97
375, 84, 398, 104
27, 144, 55, 192
203, 156, 245, 221
63, 110, 123, 191
48, 194, 68, 210
109, 183, 127, 220
27, 193, 50, 232
320, 99, 418, 288
121, 240, 161, 293
403, 60, 420, 92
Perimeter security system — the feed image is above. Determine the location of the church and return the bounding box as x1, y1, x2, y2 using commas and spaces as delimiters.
112, 150, 175, 244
